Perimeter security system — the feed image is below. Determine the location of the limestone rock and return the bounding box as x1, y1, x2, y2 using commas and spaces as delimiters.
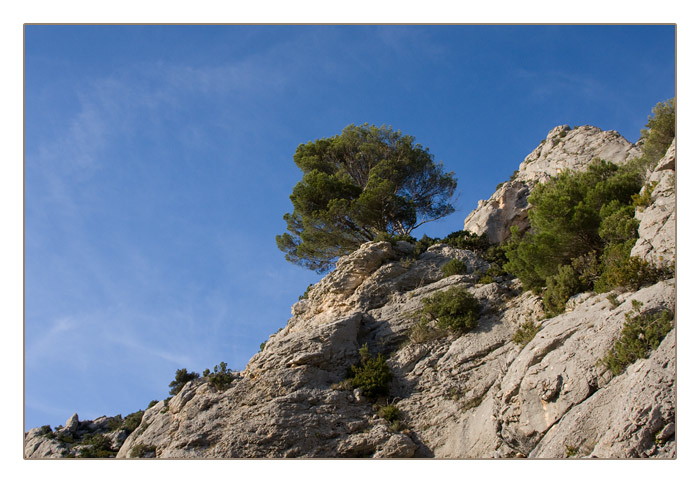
530, 328, 676, 458
517, 125, 640, 183
64, 413, 80, 433
631, 139, 676, 266
463, 180, 530, 243
464, 125, 641, 243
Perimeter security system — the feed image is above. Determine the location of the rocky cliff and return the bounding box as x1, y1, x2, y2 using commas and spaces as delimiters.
464, 125, 642, 243
24, 127, 676, 459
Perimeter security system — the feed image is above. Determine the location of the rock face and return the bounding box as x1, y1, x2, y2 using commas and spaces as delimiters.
631, 139, 676, 266
464, 125, 642, 243
24, 129, 676, 460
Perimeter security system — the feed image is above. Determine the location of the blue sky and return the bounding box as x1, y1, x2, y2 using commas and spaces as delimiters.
24, 25, 675, 431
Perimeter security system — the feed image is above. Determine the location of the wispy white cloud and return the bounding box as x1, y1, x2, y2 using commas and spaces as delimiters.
514, 68, 606, 103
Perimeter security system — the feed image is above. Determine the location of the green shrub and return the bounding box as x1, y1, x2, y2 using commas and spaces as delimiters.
421, 287, 481, 333
298, 284, 314, 301
504, 159, 643, 290
542, 264, 583, 316
599, 308, 674, 376
440, 230, 491, 252
147, 400, 159, 409
413, 234, 439, 257
441, 258, 468, 277
55, 432, 76, 445
130, 443, 157, 458
512, 320, 541, 347
374, 232, 417, 245
477, 244, 511, 283
206, 361, 235, 391
607, 293, 620, 308
378, 404, 400, 425
39, 425, 53, 437
639, 98, 675, 164
631, 181, 659, 209
106, 415, 123, 432
168, 368, 200, 396
347, 344, 392, 400
598, 201, 639, 245
122, 410, 144, 433
594, 248, 670, 293
77, 434, 117, 458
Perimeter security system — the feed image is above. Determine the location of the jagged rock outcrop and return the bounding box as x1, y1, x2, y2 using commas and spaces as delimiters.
24, 413, 128, 458
464, 125, 642, 243
25, 128, 676, 460
631, 139, 676, 266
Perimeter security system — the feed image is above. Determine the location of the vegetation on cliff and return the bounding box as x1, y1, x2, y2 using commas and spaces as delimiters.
276, 123, 457, 272
503, 98, 675, 315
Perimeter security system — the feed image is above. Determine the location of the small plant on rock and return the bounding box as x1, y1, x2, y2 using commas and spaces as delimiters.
440, 230, 491, 252
298, 284, 314, 301
441, 258, 468, 277
205, 361, 235, 391
347, 344, 393, 400
168, 368, 200, 396
106, 415, 123, 432
421, 286, 481, 333
130, 443, 157, 458
77, 434, 117, 458
632, 181, 659, 209
378, 404, 400, 423
565, 445, 579, 458
122, 410, 144, 434
599, 308, 674, 376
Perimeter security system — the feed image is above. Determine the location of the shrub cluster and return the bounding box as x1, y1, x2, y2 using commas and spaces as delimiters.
441, 258, 468, 277
122, 410, 144, 434
377, 230, 498, 263
378, 404, 400, 423
420, 286, 481, 333
599, 307, 674, 376
130, 443, 157, 458
347, 344, 392, 400
503, 98, 675, 316
440, 230, 491, 252
377, 404, 401, 431
106, 415, 123, 432
203, 361, 235, 391
632, 181, 659, 209
638, 98, 675, 166
169, 368, 200, 396
77, 434, 117, 458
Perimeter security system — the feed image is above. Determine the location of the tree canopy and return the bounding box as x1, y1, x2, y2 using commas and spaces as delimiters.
503, 159, 643, 290
503, 97, 676, 314
277, 124, 457, 272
